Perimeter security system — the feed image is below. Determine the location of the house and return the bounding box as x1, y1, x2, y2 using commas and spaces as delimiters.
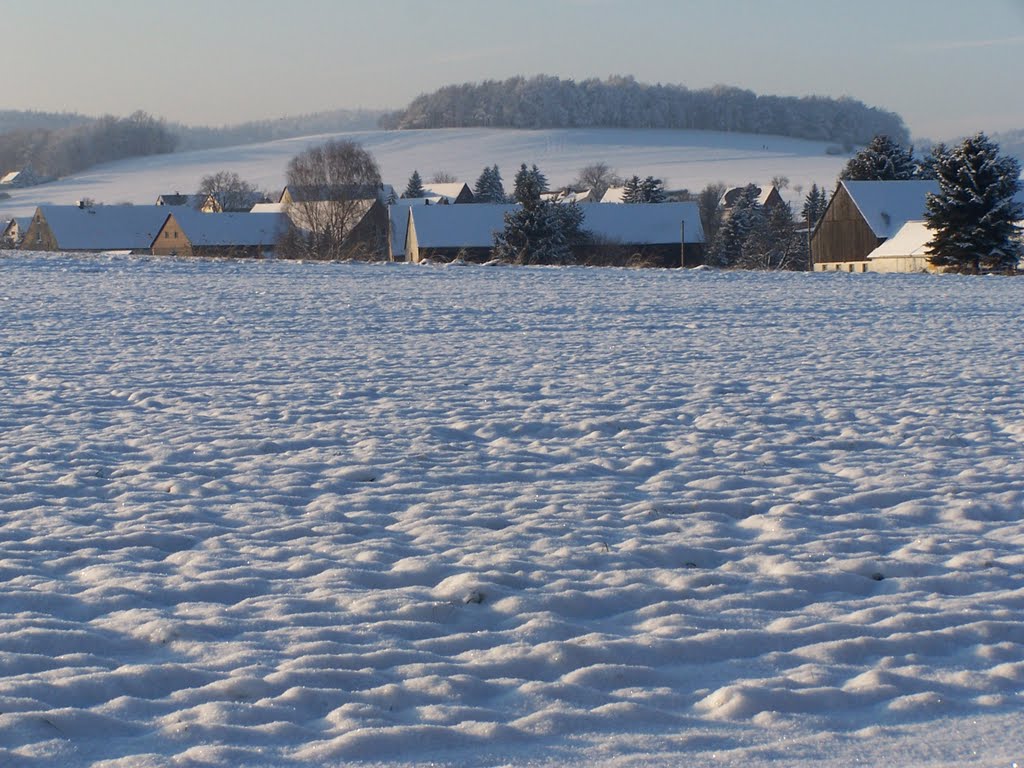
419, 182, 475, 204
542, 189, 594, 204
1, 167, 42, 188
865, 221, 936, 273
403, 202, 706, 267
198, 191, 271, 213
577, 201, 705, 267
278, 185, 390, 257
387, 198, 433, 261
151, 209, 290, 258
600, 187, 626, 203
405, 204, 517, 263
155, 193, 197, 207
2, 217, 31, 248
19, 205, 170, 253
719, 184, 785, 213
811, 180, 939, 272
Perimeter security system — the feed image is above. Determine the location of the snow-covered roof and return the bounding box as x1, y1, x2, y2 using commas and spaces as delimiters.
389, 199, 433, 257
250, 202, 284, 214
408, 204, 517, 248
407, 202, 705, 249
38, 205, 170, 251
720, 185, 778, 208
155, 193, 197, 206
166, 209, 290, 247
421, 182, 471, 202
584, 202, 705, 244
1, 171, 22, 185
841, 180, 939, 239
867, 220, 933, 260
601, 187, 625, 204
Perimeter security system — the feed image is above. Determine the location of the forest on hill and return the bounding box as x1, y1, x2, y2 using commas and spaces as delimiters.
379, 75, 910, 147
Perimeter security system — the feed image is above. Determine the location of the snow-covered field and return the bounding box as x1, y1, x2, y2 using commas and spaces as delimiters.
1, 253, 1022, 767
0, 127, 847, 219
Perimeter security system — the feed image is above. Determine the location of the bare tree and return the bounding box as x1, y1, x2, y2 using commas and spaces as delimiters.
430, 171, 458, 183
574, 162, 622, 201
195, 171, 264, 212
280, 139, 384, 260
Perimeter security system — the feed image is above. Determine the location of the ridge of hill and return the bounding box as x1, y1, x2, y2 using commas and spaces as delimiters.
379, 75, 910, 147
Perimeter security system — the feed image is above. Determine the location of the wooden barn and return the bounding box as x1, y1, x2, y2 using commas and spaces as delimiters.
811, 180, 938, 271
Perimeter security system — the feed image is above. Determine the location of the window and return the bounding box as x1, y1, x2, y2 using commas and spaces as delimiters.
165, 231, 170, 239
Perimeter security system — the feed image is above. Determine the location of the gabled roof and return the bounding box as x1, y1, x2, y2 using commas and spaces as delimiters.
583, 202, 705, 244
407, 202, 706, 249
388, 199, 433, 257
420, 182, 473, 203
841, 180, 939, 239
867, 220, 933, 260
37, 205, 170, 251
601, 187, 626, 204
1, 171, 22, 185
165, 209, 290, 247
409, 204, 517, 248
281, 183, 395, 204
155, 193, 196, 206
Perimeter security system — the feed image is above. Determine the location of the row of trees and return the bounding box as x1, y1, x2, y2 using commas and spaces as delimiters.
380, 75, 910, 146
0, 111, 176, 179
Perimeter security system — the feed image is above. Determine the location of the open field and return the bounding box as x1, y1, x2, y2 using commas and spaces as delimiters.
1, 254, 1022, 766
0, 127, 848, 219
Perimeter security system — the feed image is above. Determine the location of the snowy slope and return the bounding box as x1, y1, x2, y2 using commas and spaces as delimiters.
1, 253, 1022, 767
0, 128, 847, 219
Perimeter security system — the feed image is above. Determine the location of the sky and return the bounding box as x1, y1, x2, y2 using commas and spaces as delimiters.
5, 0, 1023, 141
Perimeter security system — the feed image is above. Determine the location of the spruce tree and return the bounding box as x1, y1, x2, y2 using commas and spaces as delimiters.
641, 176, 666, 203
802, 184, 829, 228
840, 135, 916, 181
474, 164, 506, 203
708, 184, 765, 267
404, 170, 425, 198
621, 175, 643, 204
495, 163, 586, 265
925, 133, 1023, 274
513, 164, 547, 205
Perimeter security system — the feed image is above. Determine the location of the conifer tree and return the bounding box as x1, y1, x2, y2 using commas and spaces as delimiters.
474, 164, 506, 203
512, 164, 547, 205
404, 170, 425, 198
640, 176, 666, 203
496, 163, 586, 264
621, 175, 643, 203
802, 184, 829, 228
708, 184, 765, 267
840, 135, 916, 181
925, 133, 1022, 274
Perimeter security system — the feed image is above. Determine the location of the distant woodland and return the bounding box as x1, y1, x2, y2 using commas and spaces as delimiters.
0, 108, 381, 180
379, 75, 911, 146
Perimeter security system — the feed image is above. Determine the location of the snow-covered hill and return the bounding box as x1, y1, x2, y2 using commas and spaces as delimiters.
1, 253, 1022, 767
0, 128, 848, 218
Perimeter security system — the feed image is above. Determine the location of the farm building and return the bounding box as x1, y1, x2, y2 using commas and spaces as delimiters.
150, 210, 290, 258
865, 220, 936, 273
19, 205, 169, 253
403, 202, 705, 266
811, 180, 938, 272
2, 217, 32, 248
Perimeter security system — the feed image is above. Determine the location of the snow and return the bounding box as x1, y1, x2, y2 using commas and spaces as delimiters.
867, 220, 932, 260
841, 180, 940, 239
0, 128, 850, 220
32, 205, 170, 251
2, 252, 1022, 767
164, 210, 290, 247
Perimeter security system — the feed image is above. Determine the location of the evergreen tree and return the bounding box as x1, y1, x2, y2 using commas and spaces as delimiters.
496, 163, 586, 265
621, 175, 643, 204
512, 164, 547, 205
801, 183, 829, 228
739, 202, 804, 270
915, 143, 948, 180
840, 135, 916, 181
640, 176, 666, 203
708, 184, 765, 267
925, 133, 1023, 274
474, 164, 506, 203
404, 170, 425, 198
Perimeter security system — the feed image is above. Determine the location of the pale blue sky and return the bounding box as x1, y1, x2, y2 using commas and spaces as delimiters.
7, 0, 1023, 140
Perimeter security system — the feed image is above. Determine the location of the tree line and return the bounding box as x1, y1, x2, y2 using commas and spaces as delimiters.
0, 111, 176, 179
379, 74, 910, 146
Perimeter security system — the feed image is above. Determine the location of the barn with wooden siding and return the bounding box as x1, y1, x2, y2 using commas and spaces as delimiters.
811, 180, 938, 272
